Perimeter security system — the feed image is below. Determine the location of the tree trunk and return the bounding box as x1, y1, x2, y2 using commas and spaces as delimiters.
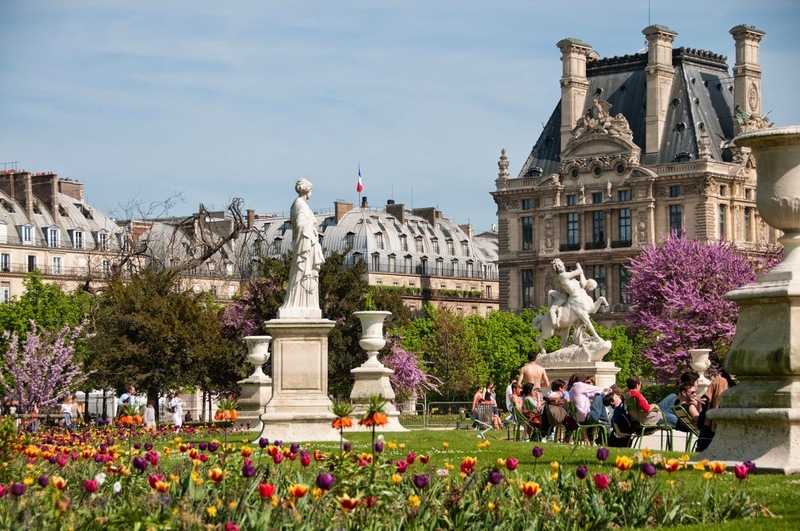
148, 387, 160, 424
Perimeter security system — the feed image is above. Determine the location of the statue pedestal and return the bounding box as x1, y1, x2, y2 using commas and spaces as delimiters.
538, 360, 620, 391
349, 362, 407, 432
701, 268, 800, 473
257, 318, 341, 442
235, 375, 272, 433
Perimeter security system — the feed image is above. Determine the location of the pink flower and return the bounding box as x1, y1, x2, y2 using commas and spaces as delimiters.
734, 463, 749, 480
593, 473, 610, 490
396, 460, 409, 473
84, 479, 99, 493
505, 458, 519, 471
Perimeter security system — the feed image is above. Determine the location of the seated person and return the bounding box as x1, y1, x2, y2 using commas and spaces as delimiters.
567, 374, 609, 425
509, 383, 524, 411
697, 369, 734, 451
519, 383, 543, 435
675, 382, 701, 432
603, 391, 634, 447
623, 375, 664, 425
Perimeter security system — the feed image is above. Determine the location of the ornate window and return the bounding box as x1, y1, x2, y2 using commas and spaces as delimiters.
521, 216, 533, 251
521, 269, 534, 308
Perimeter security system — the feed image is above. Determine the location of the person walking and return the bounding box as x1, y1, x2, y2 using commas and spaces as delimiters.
169, 392, 184, 433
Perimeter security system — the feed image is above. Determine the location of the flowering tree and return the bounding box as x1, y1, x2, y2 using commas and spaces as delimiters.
382, 337, 441, 404
1, 321, 90, 412
626, 231, 781, 382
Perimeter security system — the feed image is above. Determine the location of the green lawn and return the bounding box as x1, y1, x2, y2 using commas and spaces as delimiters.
322, 428, 800, 530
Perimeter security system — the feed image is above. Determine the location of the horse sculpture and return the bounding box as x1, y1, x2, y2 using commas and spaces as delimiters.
532, 293, 608, 355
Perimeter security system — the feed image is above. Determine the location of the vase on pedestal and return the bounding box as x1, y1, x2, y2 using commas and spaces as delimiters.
689, 348, 711, 397
236, 336, 273, 434
244, 335, 272, 381
350, 311, 406, 431
700, 126, 800, 472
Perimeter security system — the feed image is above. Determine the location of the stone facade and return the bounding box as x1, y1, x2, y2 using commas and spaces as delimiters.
492, 24, 778, 325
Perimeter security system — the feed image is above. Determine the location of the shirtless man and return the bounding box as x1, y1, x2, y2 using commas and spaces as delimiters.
518, 351, 549, 393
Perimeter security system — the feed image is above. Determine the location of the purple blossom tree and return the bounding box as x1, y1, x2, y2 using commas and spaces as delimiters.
626, 231, 781, 382
382, 336, 441, 403
1, 321, 91, 412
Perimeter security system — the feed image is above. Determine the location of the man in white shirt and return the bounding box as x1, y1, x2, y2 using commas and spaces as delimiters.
169, 392, 184, 433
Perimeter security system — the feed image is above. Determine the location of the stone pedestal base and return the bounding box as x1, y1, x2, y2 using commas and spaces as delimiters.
349, 363, 407, 432
235, 376, 272, 433
257, 318, 341, 442
703, 403, 800, 474
538, 361, 620, 390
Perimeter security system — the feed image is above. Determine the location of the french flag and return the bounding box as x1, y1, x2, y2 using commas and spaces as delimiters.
356, 164, 363, 193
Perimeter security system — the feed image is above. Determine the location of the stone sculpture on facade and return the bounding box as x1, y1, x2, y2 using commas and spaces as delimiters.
532, 258, 611, 363
277, 178, 325, 319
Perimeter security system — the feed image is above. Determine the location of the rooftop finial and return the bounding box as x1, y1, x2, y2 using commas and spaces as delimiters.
498, 148, 510, 180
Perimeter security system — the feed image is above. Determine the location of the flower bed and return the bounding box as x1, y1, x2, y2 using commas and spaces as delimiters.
0, 417, 769, 530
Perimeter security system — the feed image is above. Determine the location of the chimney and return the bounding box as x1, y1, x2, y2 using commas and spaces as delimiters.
9, 171, 35, 219
643, 25, 678, 154
459, 223, 474, 240
730, 24, 765, 130
361, 196, 368, 209
411, 207, 437, 226
57, 179, 84, 202
386, 200, 405, 223
557, 38, 592, 153
246, 209, 255, 230
334, 200, 353, 223
31, 172, 59, 215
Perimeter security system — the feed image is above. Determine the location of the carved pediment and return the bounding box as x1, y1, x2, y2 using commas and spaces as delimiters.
561, 100, 640, 169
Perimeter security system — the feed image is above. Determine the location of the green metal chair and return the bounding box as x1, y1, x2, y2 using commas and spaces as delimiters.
568, 401, 609, 447
511, 405, 543, 442
624, 397, 673, 451
671, 404, 700, 452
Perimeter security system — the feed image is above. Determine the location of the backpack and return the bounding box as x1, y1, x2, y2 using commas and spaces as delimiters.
166, 402, 175, 413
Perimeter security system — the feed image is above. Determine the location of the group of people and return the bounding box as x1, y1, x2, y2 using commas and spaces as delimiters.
117, 386, 186, 432
490, 349, 733, 449
59, 395, 84, 430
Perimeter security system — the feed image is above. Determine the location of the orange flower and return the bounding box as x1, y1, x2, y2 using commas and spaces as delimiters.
241, 446, 253, 458
332, 417, 353, 429
155, 480, 171, 493
209, 468, 226, 483
52, 476, 67, 490
266, 445, 280, 457
662, 459, 680, 473
289, 483, 309, 498
615, 455, 634, 471
24, 445, 39, 458
358, 412, 388, 427
520, 481, 541, 497
339, 493, 360, 512
709, 462, 726, 475
313, 450, 326, 462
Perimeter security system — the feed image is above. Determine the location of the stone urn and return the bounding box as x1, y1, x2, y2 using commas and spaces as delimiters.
353, 311, 391, 368
688, 348, 711, 396
244, 335, 272, 381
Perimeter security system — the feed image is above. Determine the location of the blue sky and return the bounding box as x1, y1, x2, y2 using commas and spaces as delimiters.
1, 1, 798, 232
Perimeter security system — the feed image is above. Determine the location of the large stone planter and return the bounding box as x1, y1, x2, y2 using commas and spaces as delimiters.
701, 126, 800, 473
689, 348, 711, 397
236, 336, 273, 432
350, 311, 406, 431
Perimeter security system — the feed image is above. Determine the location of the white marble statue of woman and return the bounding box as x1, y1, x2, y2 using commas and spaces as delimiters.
277, 179, 325, 319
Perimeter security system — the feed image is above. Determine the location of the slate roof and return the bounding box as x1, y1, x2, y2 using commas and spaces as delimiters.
518, 47, 735, 178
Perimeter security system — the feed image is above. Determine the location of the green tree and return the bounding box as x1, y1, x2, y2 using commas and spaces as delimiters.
91, 268, 239, 417
595, 324, 638, 387
467, 309, 539, 390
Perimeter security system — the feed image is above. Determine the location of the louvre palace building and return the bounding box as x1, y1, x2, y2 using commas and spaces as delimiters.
491, 24, 779, 324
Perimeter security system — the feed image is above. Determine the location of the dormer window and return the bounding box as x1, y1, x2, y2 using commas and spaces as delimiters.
96, 232, 109, 251
374, 232, 384, 250
71, 230, 85, 249
46, 227, 60, 248
415, 236, 424, 253
21, 225, 33, 245
400, 234, 408, 251
461, 240, 469, 256
345, 232, 355, 249
432, 238, 440, 254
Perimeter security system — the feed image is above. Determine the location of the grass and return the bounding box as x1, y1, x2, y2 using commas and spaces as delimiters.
313, 428, 800, 530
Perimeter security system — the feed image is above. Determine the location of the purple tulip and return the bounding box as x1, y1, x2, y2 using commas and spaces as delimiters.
641, 462, 657, 477
532, 446, 543, 459
133, 443, 142, 450
374, 441, 384, 453
199, 442, 208, 451
48, 456, 58, 464
274, 440, 283, 447
576, 465, 588, 480
487, 470, 503, 485
596, 447, 609, 462
208, 442, 219, 452
11, 483, 26, 497
258, 438, 269, 449
144, 442, 154, 451
38, 475, 49, 488
132, 457, 148, 472
316, 472, 335, 490
343, 442, 352, 453
744, 460, 756, 474
289, 443, 300, 454
241, 463, 256, 478
413, 474, 430, 489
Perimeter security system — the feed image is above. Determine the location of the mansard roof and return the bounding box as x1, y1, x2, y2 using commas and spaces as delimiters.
518, 47, 735, 179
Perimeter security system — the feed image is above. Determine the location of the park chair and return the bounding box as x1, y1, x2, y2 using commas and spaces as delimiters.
624, 397, 673, 451
671, 404, 701, 452
567, 401, 608, 447
467, 403, 494, 439
511, 405, 543, 442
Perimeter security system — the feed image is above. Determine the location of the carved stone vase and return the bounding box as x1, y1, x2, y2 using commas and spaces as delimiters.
701, 126, 800, 473
688, 348, 711, 397
353, 311, 392, 368
244, 335, 272, 381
